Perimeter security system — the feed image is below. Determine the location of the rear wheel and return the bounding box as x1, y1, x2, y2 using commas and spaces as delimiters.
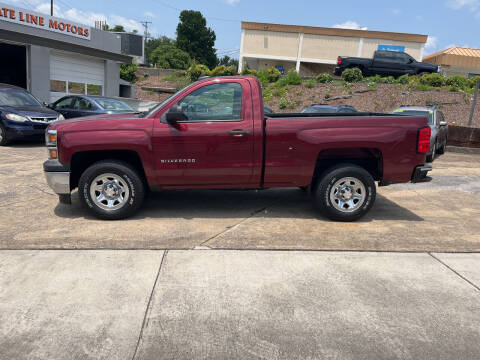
427, 142, 436, 162
0, 124, 10, 146
313, 164, 376, 222
78, 160, 145, 220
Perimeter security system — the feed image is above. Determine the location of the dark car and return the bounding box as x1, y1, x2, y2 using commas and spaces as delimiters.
393, 105, 448, 162
301, 105, 357, 114
334, 50, 440, 77
49, 95, 134, 119
264, 105, 274, 114
0, 84, 62, 146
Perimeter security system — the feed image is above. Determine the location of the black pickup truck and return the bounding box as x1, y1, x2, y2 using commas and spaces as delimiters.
334, 50, 440, 77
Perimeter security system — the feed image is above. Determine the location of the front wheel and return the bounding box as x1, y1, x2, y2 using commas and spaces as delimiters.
0, 124, 10, 146
78, 160, 145, 220
313, 164, 376, 222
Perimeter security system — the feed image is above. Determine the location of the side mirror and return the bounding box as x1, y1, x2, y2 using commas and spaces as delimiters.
440, 121, 447, 127
165, 105, 183, 124
409, 58, 415, 64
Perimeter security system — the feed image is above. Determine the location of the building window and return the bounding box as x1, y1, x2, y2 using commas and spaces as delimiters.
87, 84, 103, 95
50, 80, 66, 93
68, 82, 85, 94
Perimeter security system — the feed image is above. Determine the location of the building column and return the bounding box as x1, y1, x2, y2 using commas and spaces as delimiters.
29, 45, 50, 103
238, 29, 246, 73
296, 33, 304, 73
357, 38, 364, 57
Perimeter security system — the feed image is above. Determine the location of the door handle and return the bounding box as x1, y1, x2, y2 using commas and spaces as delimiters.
229, 129, 250, 137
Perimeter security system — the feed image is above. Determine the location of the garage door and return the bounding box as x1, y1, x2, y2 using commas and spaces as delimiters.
50, 51, 105, 102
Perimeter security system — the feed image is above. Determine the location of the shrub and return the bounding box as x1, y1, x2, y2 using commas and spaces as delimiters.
419, 73, 445, 87
279, 97, 289, 109
342, 68, 363, 82
256, 70, 270, 87
397, 74, 410, 84
262, 86, 273, 102
468, 76, 480, 89
241, 67, 257, 76
305, 79, 315, 88
367, 81, 378, 90
272, 87, 288, 98
210, 65, 237, 76
150, 45, 191, 70
365, 75, 382, 83
324, 91, 331, 99
445, 75, 468, 90
265, 67, 281, 82
285, 69, 302, 85
379, 76, 396, 84
187, 63, 211, 81
120, 63, 138, 83
316, 73, 334, 83
275, 77, 290, 87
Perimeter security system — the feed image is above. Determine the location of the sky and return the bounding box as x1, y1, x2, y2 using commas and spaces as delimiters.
2, 0, 479, 58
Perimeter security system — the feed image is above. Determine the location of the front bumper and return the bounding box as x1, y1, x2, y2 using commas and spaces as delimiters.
44, 159, 70, 194
3, 121, 48, 139
411, 165, 433, 183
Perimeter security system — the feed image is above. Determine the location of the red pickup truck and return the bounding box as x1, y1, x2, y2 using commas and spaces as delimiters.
44, 76, 432, 221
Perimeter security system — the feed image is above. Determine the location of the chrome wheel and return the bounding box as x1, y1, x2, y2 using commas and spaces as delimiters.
89, 173, 130, 211
0, 127, 3, 142
329, 177, 366, 213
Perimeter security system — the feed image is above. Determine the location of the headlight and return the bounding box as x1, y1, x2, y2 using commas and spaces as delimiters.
46, 129, 57, 147
57, 114, 65, 121
5, 113, 28, 122
46, 129, 58, 159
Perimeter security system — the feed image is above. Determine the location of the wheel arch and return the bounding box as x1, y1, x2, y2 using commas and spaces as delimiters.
312, 147, 383, 185
70, 150, 148, 191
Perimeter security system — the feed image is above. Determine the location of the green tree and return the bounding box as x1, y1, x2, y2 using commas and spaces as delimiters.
176, 10, 218, 69
145, 36, 175, 65
219, 55, 239, 69
120, 63, 138, 82
109, 25, 126, 32
150, 45, 191, 69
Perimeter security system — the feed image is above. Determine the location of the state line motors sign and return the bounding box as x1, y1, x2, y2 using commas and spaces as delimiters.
0, 2, 91, 40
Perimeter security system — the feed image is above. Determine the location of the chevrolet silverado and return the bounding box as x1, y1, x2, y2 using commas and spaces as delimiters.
44, 76, 432, 221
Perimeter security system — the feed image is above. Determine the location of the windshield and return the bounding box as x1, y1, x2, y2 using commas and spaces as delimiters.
95, 98, 133, 111
0, 88, 42, 107
395, 110, 434, 125
301, 106, 337, 114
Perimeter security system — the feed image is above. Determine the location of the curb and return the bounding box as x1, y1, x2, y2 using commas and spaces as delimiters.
447, 146, 480, 155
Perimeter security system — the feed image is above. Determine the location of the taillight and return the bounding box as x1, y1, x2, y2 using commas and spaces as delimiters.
417, 127, 431, 154
337, 57, 342, 65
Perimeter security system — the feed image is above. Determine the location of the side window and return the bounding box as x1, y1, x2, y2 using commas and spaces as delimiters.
397, 53, 411, 64
54, 97, 74, 109
437, 112, 444, 124
175, 83, 243, 122
74, 98, 94, 110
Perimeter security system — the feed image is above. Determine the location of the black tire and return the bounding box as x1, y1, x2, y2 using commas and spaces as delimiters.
426, 141, 436, 163
78, 160, 145, 220
437, 141, 446, 155
0, 124, 10, 146
313, 164, 376, 222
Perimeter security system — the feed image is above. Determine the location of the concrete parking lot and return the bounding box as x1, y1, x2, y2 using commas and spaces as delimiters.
1, 250, 479, 359
1, 142, 480, 251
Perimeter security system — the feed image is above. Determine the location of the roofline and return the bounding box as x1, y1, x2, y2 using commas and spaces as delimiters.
241, 21, 428, 43
0, 29, 132, 63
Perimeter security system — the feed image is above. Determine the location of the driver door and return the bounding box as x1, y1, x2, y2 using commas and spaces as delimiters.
151, 79, 256, 186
